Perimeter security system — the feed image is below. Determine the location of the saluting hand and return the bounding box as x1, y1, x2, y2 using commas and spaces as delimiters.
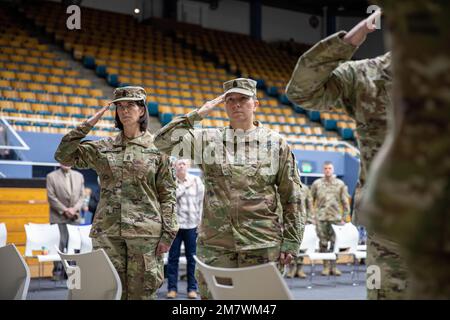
343, 9, 381, 47
87, 102, 113, 127
197, 94, 226, 118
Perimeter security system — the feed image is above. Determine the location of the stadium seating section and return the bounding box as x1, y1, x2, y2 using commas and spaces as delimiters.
0, 2, 358, 155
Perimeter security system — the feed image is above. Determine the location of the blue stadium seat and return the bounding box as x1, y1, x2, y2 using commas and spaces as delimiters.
148, 101, 159, 116
160, 113, 173, 126
96, 65, 107, 77
83, 56, 95, 69
267, 86, 278, 97
307, 110, 321, 122
322, 119, 337, 130
280, 94, 291, 105
293, 104, 306, 114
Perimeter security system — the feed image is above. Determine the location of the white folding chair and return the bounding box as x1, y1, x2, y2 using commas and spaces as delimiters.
57, 248, 122, 300
78, 225, 93, 253
24, 223, 61, 289
194, 255, 293, 300
299, 224, 337, 288
67, 224, 82, 254
0, 222, 7, 247
332, 223, 367, 284
0, 244, 31, 300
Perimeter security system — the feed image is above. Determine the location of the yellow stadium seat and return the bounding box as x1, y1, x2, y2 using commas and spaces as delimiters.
68, 96, 83, 105
31, 103, 48, 112
60, 86, 74, 95
49, 105, 65, 113
36, 93, 52, 102
303, 127, 312, 135
97, 99, 110, 106
62, 78, 77, 86
54, 95, 68, 104
77, 79, 92, 87
50, 68, 64, 76
40, 58, 53, 66
0, 70, 16, 79
27, 83, 44, 91
36, 67, 51, 74
74, 88, 89, 96
25, 57, 39, 64
16, 72, 32, 81
0, 100, 15, 110
48, 76, 62, 84
66, 70, 79, 77
66, 106, 81, 114
21, 64, 36, 73
19, 91, 37, 101
89, 89, 103, 98
15, 102, 31, 111
31, 74, 47, 82
0, 79, 11, 87
2, 90, 19, 99
54, 60, 67, 68
313, 127, 323, 135
42, 84, 58, 93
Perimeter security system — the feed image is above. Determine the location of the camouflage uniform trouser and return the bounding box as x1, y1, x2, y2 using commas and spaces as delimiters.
317, 220, 339, 253
366, 232, 408, 300
196, 245, 281, 299
93, 236, 164, 300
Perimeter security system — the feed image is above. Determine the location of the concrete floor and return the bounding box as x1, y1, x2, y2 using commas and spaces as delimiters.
26, 264, 366, 300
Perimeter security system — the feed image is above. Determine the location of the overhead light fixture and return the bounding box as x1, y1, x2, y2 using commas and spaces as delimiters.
134, 8, 140, 14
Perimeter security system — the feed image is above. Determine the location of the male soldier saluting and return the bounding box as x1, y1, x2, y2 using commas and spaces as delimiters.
155, 78, 306, 299
285, 10, 408, 299
310, 162, 350, 276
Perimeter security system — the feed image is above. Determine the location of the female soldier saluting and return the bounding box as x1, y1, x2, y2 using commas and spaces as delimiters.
55, 86, 178, 300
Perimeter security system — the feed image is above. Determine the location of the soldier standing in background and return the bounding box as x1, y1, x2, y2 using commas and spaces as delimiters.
285, 11, 409, 299
155, 78, 306, 299
362, 0, 450, 299
310, 162, 350, 276
55, 86, 178, 300
286, 183, 314, 279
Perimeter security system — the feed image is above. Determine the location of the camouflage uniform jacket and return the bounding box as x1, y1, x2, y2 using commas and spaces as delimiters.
311, 177, 350, 221
55, 122, 178, 244
301, 184, 315, 224
154, 110, 306, 256
285, 31, 392, 184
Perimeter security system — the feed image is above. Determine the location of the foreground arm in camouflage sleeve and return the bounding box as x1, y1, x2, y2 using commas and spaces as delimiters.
340, 183, 351, 221
285, 31, 359, 113
276, 140, 305, 256
54, 122, 99, 170
154, 110, 203, 161
156, 154, 179, 246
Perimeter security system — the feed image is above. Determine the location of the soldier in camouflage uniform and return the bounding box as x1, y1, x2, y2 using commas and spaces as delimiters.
310, 162, 350, 276
362, 0, 450, 299
285, 12, 409, 298
286, 183, 314, 278
154, 78, 306, 299
55, 86, 178, 300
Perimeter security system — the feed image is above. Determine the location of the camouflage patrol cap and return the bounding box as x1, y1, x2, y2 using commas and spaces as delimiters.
223, 78, 257, 97
111, 86, 147, 103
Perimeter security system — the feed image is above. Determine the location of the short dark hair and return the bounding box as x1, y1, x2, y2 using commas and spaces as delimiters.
323, 161, 333, 166
114, 100, 149, 132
